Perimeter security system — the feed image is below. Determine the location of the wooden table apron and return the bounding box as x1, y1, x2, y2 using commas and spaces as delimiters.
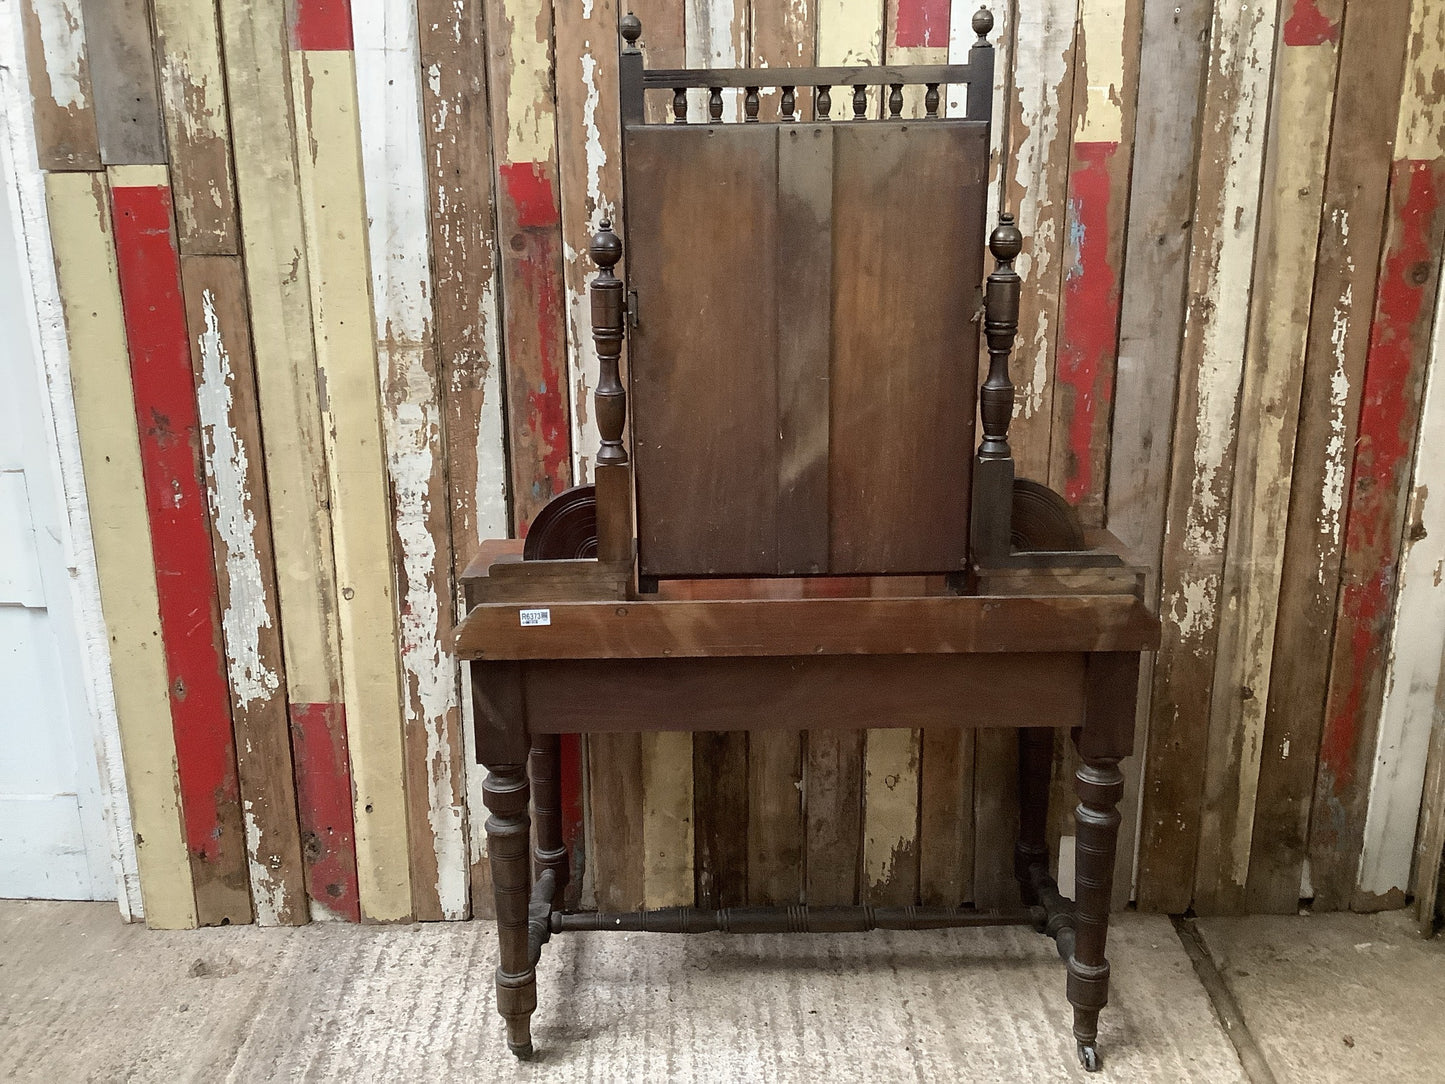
460, 595, 1152, 766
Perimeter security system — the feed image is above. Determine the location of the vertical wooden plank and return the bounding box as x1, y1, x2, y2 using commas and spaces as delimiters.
1360, 47, 1445, 899
919, 727, 973, 905
1135, 0, 1279, 914
642, 731, 694, 906
1191, 0, 1344, 915
290, 13, 413, 922
352, 0, 468, 922
1412, 647, 1445, 931
181, 254, 308, 925
621, 0, 688, 914
1104, 0, 1211, 908
1001, 0, 1077, 483
150, 0, 238, 252
862, 728, 920, 905
45, 171, 196, 928
746, 729, 801, 904
948, 0, 1013, 224
799, 0, 881, 911
1247, 0, 1414, 914
110, 167, 252, 927
1318, 0, 1445, 913
18, 0, 99, 169
217, 0, 358, 922
483, 0, 572, 534
3, 16, 140, 913
592, 731, 646, 910
77, 0, 165, 164
416, 0, 508, 926
751, 0, 814, 120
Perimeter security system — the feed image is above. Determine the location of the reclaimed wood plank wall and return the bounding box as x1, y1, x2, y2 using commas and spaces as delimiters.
9, 0, 1445, 926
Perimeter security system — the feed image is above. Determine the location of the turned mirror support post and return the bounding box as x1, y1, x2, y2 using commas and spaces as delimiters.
591, 220, 634, 566
970, 212, 1022, 562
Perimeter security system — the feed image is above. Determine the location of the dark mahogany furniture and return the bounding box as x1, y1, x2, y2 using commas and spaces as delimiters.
451, 9, 1158, 1072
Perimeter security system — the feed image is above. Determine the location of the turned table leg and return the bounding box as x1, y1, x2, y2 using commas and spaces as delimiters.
1068, 753, 1124, 1072
484, 763, 536, 1058
530, 734, 569, 908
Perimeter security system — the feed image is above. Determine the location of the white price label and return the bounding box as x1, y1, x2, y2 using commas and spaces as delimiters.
519, 608, 551, 627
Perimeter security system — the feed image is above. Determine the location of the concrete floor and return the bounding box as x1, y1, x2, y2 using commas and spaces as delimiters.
0, 901, 1438, 1083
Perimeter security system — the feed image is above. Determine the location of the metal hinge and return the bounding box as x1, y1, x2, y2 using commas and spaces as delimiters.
628, 289, 639, 329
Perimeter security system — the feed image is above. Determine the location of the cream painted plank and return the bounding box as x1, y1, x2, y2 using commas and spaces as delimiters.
862, 728, 920, 905
2, 6, 138, 915
352, 0, 467, 923
45, 171, 195, 929
642, 731, 694, 907
1136, 0, 1280, 912
292, 48, 412, 923
1193, 8, 1342, 914
151, 0, 238, 252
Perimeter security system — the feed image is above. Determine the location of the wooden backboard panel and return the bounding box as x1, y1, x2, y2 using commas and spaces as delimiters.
625, 120, 986, 578
828, 123, 984, 573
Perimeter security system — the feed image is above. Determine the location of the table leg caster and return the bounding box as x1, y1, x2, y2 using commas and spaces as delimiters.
508, 1040, 535, 1060
1077, 1041, 1102, 1072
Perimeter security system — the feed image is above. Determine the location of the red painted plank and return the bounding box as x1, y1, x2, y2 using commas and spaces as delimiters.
1056, 140, 1122, 506
111, 181, 250, 924
894, 0, 950, 49
1283, 0, 1340, 47
498, 161, 571, 532
291, 0, 354, 51
290, 701, 363, 921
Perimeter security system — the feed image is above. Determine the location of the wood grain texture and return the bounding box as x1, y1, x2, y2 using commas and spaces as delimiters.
694, 729, 748, 907
111, 172, 252, 927
218, 0, 357, 920
1247, 0, 1414, 914
642, 730, 694, 906
862, 727, 920, 905
1318, 0, 1445, 912
1135, 0, 1279, 914
919, 727, 974, 905
291, 47, 413, 923
1360, 3, 1445, 906
1192, 3, 1343, 915
19, 0, 99, 168
589, 732, 646, 910
78, 0, 165, 163
483, 0, 573, 534
181, 255, 307, 925
151, 0, 238, 252
747, 729, 802, 904
353, 0, 468, 923
1104, 0, 1212, 909
46, 171, 196, 929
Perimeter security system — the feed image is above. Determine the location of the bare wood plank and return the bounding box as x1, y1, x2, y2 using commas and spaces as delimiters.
1134, 0, 1280, 914
46, 170, 196, 928
19, 0, 99, 168
181, 254, 307, 924
456, 594, 1160, 659
750, 0, 815, 120
151, 0, 238, 252
218, 0, 357, 921
291, 44, 413, 923
630, 0, 686, 123
353, 0, 468, 923
483, 0, 573, 534
78, 0, 165, 164
1320, 0, 1445, 912
971, 729, 1018, 908
1246, 0, 1414, 914
642, 731, 695, 906
806, 729, 863, 905
747, 729, 802, 904
590, 732, 647, 910
1192, 2, 1343, 915
695, 730, 748, 907
919, 728, 974, 904
110, 168, 251, 926
1104, 0, 1212, 909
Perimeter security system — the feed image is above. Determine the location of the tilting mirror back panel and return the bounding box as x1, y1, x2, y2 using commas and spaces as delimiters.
626, 120, 987, 578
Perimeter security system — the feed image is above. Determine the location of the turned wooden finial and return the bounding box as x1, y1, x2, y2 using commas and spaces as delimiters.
590, 221, 627, 467
973, 6, 994, 44
620, 12, 642, 52
980, 212, 1021, 462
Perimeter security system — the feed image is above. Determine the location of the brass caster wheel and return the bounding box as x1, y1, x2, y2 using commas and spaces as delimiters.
1077, 1041, 1102, 1072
